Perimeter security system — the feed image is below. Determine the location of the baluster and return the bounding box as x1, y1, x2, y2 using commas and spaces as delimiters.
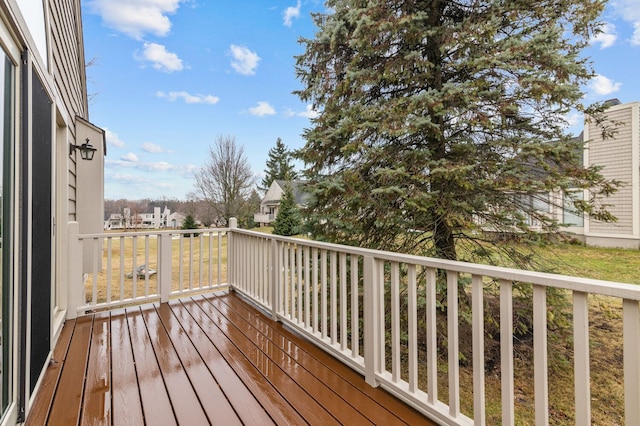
304, 246, 311, 329
426, 267, 437, 403
297, 245, 303, 324
533, 284, 549, 425
472, 274, 486, 425
573, 291, 590, 425
351, 255, 359, 359
330, 251, 337, 345
119, 236, 125, 300
106, 237, 112, 304
447, 271, 460, 417
144, 235, 150, 297
189, 234, 194, 290
407, 264, 417, 393
132, 236, 137, 299
312, 247, 319, 334
321, 249, 327, 339
500, 279, 514, 425
340, 253, 347, 351
391, 261, 400, 383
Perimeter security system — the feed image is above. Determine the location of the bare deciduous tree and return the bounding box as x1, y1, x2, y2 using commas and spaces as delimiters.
194, 135, 256, 227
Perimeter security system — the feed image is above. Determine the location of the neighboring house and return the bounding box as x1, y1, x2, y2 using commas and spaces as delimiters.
104, 207, 189, 230
578, 100, 640, 248
167, 211, 188, 228
254, 180, 309, 226
480, 101, 640, 250
0, 1, 105, 424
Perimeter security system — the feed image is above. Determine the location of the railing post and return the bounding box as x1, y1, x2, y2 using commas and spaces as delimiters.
364, 255, 381, 387
67, 222, 82, 319
158, 233, 172, 303
270, 238, 279, 320
228, 218, 237, 290
623, 299, 640, 426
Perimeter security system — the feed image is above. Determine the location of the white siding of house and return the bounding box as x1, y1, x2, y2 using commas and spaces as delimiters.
261, 181, 284, 212
49, 0, 91, 223
584, 102, 640, 247
49, 0, 87, 120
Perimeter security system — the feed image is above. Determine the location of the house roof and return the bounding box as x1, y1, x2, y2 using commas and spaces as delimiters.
275, 180, 310, 205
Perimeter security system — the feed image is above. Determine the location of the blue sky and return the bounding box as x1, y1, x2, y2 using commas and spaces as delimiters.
81, 0, 640, 201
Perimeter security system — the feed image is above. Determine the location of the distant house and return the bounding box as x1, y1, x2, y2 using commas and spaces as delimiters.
254, 180, 309, 226
105, 207, 190, 230
168, 211, 189, 229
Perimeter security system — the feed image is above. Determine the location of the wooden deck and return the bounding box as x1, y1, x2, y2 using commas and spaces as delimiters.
26, 291, 434, 425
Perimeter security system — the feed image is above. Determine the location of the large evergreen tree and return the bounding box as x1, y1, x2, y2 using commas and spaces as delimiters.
295, 0, 618, 265
260, 138, 298, 192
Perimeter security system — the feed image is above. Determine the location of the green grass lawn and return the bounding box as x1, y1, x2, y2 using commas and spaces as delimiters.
539, 243, 640, 284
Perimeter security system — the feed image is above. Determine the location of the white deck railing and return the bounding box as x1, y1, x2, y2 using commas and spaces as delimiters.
228, 228, 640, 426
68, 223, 229, 315
68, 221, 640, 425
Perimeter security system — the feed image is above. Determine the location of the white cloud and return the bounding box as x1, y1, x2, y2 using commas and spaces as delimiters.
564, 111, 582, 128
589, 74, 622, 96
298, 104, 319, 119
591, 23, 617, 49
633, 22, 640, 46
85, 0, 184, 40
285, 104, 319, 119
249, 101, 276, 116
612, 0, 640, 45
229, 45, 260, 76
105, 128, 125, 147
141, 142, 164, 153
108, 173, 176, 188
283, 1, 301, 27
138, 43, 183, 72
106, 159, 195, 174
156, 90, 220, 104
121, 152, 139, 162
150, 162, 173, 171
110, 173, 142, 184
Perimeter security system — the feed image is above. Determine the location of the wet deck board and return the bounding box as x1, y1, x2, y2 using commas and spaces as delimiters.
26, 291, 434, 425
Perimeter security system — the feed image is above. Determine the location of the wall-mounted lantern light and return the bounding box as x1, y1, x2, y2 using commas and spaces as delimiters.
69, 138, 97, 161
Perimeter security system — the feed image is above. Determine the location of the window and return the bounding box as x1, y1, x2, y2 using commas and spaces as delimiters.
515, 192, 550, 227
563, 191, 584, 227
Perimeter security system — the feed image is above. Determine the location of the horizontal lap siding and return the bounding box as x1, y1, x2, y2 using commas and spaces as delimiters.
49, 0, 87, 120
588, 106, 635, 234
49, 0, 87, 221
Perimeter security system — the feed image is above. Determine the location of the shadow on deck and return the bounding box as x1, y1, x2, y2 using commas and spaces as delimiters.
26, 291, 434, 425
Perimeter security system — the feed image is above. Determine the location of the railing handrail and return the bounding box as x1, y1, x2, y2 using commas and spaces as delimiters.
79, 227, 231, 240
230, 228, 640, 300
